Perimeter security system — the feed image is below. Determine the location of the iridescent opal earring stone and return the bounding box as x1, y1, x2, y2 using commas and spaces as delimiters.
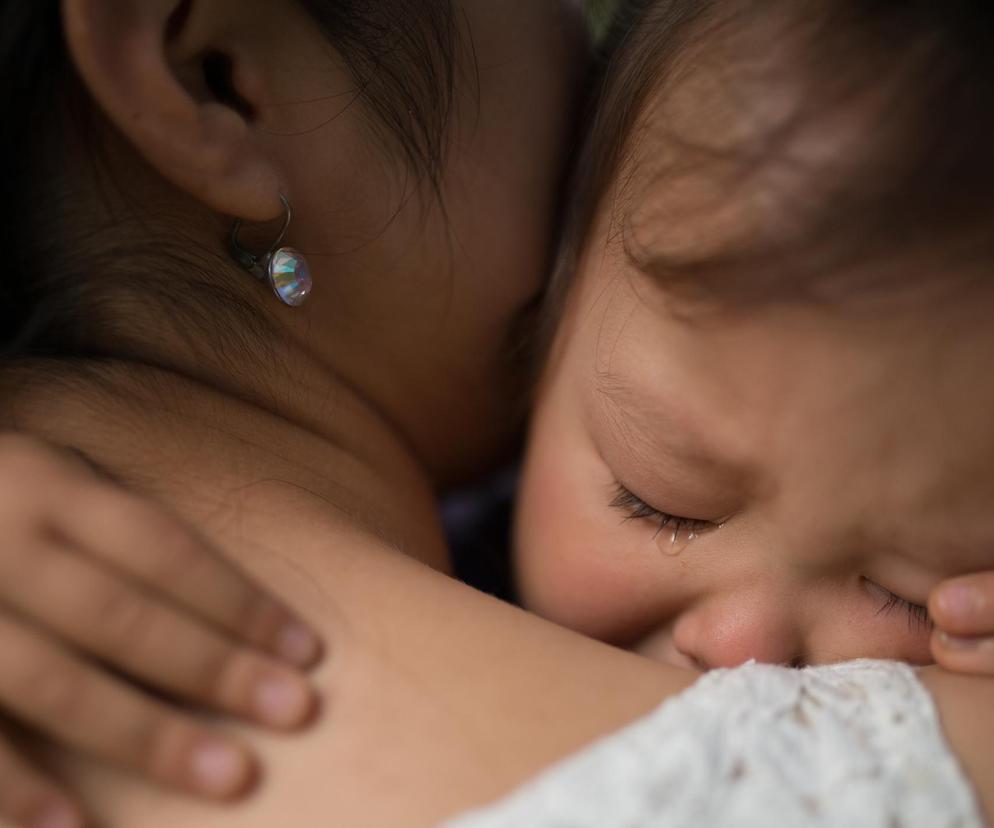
268, 248, 312, 307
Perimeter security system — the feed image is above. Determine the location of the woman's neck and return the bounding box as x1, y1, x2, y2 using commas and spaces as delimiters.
0, 348, 452, 572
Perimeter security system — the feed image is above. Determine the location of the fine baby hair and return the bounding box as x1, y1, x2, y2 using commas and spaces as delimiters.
557, 0, 994, 311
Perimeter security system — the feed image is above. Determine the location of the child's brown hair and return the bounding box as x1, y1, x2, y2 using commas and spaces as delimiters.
555, 0, 994, 311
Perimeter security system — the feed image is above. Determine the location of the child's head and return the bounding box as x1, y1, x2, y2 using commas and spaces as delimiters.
516, 0, 994, 670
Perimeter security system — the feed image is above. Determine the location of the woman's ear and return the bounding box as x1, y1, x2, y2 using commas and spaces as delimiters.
61, 0, 284, 221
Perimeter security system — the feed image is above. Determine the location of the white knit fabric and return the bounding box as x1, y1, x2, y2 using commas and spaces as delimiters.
446, 660, 983, 828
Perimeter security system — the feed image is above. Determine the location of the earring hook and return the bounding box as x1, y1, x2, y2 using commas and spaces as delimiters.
229, 195, 294, 281
228, 195, 313, 307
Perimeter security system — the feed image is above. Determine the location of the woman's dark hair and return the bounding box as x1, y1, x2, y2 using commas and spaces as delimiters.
555, 0, 994, 310
0, 0, 458, 361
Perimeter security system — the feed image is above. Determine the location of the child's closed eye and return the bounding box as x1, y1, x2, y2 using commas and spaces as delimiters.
863, 577, 933, 632
610, 483, 719, 545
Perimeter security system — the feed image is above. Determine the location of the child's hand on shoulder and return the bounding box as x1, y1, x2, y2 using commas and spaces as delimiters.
930, 573, 994, 674
0, 435, 323, 828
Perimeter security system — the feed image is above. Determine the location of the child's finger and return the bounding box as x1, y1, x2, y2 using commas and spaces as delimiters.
0, 539, 317, 731
0, 734, 84, 828
929, 574, 994, 636
65, 485, 322, 666
931, 628, 994, 675
0, 612, 256, 800
0, 438, 321, 668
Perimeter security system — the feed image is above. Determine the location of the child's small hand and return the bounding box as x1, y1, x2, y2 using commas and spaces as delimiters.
930, 573, 994, 674
0, 435, 323, 828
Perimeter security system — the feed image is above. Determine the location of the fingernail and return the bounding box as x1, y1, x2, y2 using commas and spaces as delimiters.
32, 802, 82, 828
277, 621, 321, 667
254, 673, 313, 728
937, 632, 994, 652
190, 741, 252, 798
933, 584, 979, 618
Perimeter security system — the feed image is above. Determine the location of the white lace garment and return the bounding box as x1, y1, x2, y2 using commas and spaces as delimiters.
446, 660, 983, 828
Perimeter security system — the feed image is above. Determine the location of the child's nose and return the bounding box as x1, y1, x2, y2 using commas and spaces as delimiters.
671, 593, 805, 670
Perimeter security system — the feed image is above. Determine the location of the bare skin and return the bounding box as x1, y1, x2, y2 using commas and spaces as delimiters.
1, 366, 694, 828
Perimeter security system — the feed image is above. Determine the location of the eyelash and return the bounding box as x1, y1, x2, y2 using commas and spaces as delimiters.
610, 484, 716, 542
610, 484, 934, 634
612, 486, 932, 631
868, 580, 933, 632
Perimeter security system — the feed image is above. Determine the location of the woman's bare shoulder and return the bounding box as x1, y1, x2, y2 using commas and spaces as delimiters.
55, 508, 690, 827
0, 362, 692, 825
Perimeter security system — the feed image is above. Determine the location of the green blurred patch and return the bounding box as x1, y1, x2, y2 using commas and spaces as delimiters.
586, 0, 622, 41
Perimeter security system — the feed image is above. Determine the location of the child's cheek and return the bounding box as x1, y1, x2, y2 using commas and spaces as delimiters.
516, 525, 647, 642
516, 433, 653, 644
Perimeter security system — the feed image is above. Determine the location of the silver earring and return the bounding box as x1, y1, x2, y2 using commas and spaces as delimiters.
229, 195, 313, 307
